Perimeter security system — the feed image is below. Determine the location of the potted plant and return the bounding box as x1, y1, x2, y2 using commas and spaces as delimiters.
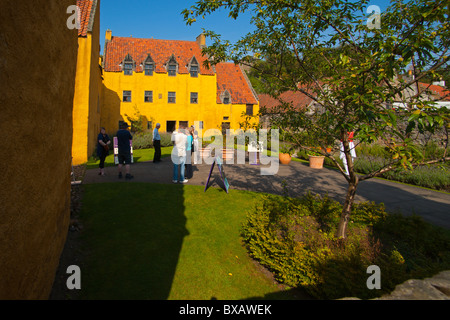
307, 148, 325, 169
279, 145, 293, 165
221, 136, 235, 161
200, 138, 212, 159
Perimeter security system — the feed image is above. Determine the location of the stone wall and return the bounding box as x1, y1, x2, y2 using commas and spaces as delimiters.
377, 270, 450, 300
0, 1, 78, 299
342, 270, 450, 300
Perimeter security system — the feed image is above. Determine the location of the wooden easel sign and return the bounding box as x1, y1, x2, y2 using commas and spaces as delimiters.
204, 156, 230, 193
114, 137, 119, 164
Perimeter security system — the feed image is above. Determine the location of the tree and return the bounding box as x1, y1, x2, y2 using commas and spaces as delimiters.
183, 0, 450, 238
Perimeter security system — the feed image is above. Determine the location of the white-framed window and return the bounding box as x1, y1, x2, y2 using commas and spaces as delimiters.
190, 92, 198, 104
123, 90, 131, 102
122, 54, 134, 75
167, 55, 178, 76
168, 91, 176, 103
144, 54, 154, 76
144, 91, 153, 102
188, 56, 199, 77
168, 64, 177, 76
221, 90, 231, 104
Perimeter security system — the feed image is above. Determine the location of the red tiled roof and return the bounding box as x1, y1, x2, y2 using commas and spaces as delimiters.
103, 36, 215, 75
77, 0, 97, 37
215, 63, 258, 105
259, 90, 314, 113
418, 82, 450, 101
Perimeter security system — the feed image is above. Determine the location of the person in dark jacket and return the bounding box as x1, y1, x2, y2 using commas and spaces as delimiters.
97, 127, 111, 176
116, 122, 133, 179
152, 123, 161, 163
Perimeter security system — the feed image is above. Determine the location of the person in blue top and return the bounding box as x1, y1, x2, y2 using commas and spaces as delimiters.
116, 122, 133, 179
97, 127, 111, 176
185, 126, 194, 179
152, 123, 161, 163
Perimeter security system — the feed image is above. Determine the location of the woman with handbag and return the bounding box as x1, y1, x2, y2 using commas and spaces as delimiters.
97, 127, 111, 176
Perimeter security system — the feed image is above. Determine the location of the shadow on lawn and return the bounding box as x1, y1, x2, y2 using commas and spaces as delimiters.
54, 183, 189, 299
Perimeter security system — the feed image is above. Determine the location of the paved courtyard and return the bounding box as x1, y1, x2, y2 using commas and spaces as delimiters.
82, 158, 450, 230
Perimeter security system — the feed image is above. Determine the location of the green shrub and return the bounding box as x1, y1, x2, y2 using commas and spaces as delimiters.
241, 193, 450, 299
160, 132, 173, 147
131, 132, 174, 150
132, 132, 154, 149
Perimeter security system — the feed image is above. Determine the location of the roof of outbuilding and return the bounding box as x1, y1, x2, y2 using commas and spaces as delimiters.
77, 0, 97, 37
418, 82, 450, 101
215, 63, 258, 105
258, 90, 314, 113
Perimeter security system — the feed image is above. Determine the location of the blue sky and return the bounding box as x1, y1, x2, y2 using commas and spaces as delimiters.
99, 0, 392, 53
99, 0, 255, 50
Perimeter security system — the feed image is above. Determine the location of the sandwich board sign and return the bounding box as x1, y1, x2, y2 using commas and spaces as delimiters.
204, 156, 229, 193
113, 137, 119, 164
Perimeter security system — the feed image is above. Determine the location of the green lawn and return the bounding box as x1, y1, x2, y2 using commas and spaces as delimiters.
78, 182, 305, 300
86, 146, 173, 169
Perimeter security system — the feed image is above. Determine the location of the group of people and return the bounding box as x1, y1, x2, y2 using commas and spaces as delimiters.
95, 122, 198, 182
170, 125, 198, 183
96, 122, 133, 179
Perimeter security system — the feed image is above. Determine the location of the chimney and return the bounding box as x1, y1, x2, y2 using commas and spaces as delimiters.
102, 29, 113, 68
196, 33, 206, 48
105, 29, 112, 42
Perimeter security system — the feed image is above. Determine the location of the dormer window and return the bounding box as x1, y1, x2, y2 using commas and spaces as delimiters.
166, 54, 178, 76
168, 64, 177, 76
122, 54, 134, 75
143, 54, 154, 76
190, 65, 198, 77
221, 90, 231, 104
188, 56, 199, 77
124, 62, 133, 75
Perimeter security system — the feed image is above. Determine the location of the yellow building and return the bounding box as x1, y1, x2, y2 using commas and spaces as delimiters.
101, 31, 259, 136
72, 0, 102, 165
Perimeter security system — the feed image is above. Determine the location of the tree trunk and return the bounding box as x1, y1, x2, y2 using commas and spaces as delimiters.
336, 178, 359, 238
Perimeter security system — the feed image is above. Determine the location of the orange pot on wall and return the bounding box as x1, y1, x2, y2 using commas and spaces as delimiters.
279, 153, 292, 165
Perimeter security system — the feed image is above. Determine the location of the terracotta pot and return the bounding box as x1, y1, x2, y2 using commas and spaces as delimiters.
199, 147, 211, 159
221, 148, 234, 161
279, 153, 292, 165
308, 155, 325, 169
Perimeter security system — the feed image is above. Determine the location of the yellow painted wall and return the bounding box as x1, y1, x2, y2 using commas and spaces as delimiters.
72, 3, 101, 165
72, 36, 91, 165
0, 0, 78, 299
101, 70, 259, 135
87, 4, 102, 160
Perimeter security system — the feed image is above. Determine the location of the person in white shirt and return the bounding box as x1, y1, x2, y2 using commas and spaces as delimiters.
192, 125, 200, 164
171, 126, 188, 183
